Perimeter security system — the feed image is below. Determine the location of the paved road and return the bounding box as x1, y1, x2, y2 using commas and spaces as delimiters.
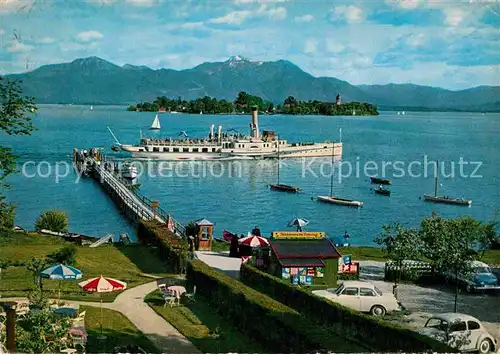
359, 261, 500, 346
194, 251, 242, 278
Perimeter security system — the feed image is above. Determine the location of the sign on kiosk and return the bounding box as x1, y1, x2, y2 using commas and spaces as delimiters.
271, 231, 325, 239
339, 254, 358, 274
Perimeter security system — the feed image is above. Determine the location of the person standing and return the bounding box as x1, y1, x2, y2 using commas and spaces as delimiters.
251, 226, 261, 236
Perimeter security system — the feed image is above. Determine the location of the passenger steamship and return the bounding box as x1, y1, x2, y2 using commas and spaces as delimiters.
109, 107, 342, 160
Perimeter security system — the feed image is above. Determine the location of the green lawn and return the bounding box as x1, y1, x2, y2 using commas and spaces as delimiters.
82, 305, 158, 353
145, 291, 268, 353
0, 232, 171, 301
338, 246, 500, 266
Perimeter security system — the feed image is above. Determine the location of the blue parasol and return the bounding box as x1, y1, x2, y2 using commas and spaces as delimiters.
41, 264, 83, 301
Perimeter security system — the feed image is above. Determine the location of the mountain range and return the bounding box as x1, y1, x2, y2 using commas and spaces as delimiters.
6, 55, 500, 111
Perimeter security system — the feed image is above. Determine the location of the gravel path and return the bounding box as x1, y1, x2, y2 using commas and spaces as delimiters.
358, 261, 500, 345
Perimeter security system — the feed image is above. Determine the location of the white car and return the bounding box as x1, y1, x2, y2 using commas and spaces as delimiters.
417, 313, 497, 354
312, 280, 402, 316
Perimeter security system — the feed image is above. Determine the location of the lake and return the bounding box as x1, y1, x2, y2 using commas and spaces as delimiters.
2, 105, 499, 245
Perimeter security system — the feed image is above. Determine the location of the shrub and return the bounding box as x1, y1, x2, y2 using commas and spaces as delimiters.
240, 263, 454, 353
46, 245, 77, 266
0, 197, 15, 231
35, 210, 68, 233
137, 220, 188, 273
186, 260, 366, 353
384, 261, 433, 283
338, 272, 360, 281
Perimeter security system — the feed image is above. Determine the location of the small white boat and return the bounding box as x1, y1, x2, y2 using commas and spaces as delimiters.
317, 196, 363, 207
397, 111, 400, 115
90, 105, 94, 111
120, 163, 138, 179
352, 109, 356, 116
200, 111, 203, 115
150, 114, 161, 130
402, 111, 405, 115
170, 110, 179, 114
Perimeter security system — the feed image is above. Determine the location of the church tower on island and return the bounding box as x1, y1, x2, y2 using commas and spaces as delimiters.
336, 93, 341, 105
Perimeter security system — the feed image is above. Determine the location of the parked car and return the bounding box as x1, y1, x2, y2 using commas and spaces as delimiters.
417, 313, 497, 354
312, 280, 402, 316
442, 260, 499, 292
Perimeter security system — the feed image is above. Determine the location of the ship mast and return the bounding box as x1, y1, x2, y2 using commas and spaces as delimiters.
330, 142, 335, 196
277, 135, 280, 185
434, 160, 439, 197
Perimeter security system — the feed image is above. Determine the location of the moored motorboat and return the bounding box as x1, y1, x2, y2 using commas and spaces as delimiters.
370, 177, 392, 185
317, 196, 363, 207
120, 163, 138, 179
375, 186, 391, 196
269, 184, 300, 193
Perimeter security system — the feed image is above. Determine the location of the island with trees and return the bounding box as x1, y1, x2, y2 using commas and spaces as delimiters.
126, 91, 379, 116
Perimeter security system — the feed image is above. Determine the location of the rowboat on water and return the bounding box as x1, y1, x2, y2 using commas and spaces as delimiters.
269, 184, 300, 193
375, 186, 391, 196
370, 177, 392, 185
317, 196, 363, 207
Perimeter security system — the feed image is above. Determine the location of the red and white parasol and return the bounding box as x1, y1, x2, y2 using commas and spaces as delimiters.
78, 275, 127, 293
78, 275, 127, 338
238, 235, 269, 247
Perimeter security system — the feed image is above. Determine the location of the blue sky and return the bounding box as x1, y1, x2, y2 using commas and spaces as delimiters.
0, 0, 498, 89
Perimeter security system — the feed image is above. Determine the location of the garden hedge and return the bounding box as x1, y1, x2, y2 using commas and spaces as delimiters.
186, 260, 369, 353
240, 263, 455, 353
137, 220, 188, 273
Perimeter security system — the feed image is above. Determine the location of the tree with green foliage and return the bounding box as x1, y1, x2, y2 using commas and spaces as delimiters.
35, 209, 68, 233
26, 258, 46, 291
420, 213, 487, 312
375, 223, 421, 298
0, 77, 37, 230
46, 244, 77, 266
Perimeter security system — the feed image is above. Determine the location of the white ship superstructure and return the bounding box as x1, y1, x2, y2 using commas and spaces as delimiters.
109, 108, 342, 160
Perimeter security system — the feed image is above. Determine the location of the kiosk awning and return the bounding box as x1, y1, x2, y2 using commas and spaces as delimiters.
279, 258, 325, 267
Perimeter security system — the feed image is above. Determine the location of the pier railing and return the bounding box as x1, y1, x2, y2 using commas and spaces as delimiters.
96, 164, 186, 237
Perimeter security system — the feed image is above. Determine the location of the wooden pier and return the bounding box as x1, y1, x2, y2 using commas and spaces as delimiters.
73, 149, 185, 237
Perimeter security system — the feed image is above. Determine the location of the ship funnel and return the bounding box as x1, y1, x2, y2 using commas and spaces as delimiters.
210, 124, 215, 139
251, 106, 260, 139
217, 125, 222, 142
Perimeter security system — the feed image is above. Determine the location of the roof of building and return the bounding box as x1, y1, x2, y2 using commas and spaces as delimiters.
278, 258, 325, 267
271, 238, 341, 259
195, 218, 213, 226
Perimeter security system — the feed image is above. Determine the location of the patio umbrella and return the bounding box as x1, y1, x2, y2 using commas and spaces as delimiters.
239, 235, 270, 247
78, 275, 127, 338
287, 218, 309, 229
40, 264, 83, 301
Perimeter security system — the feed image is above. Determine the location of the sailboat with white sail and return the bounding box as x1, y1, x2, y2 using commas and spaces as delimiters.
150, 114, 161, 130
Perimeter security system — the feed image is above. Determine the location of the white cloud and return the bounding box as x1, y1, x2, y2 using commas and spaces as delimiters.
233, 0, 289, 3
7, 42, 34, 53
303, 39, 317, 54
0, 29, 4, 36
0, 0, 35, 15
37, 37, 56, 44
125, 0, 158, 7
210, 4, 286, 24
180, 22, 204, 29
332, 5, 364, 23
209, 10, 252, 25
406, 33, 426, 47
99, 0, 158, 6
325, 40, 345, 53
443, 8, 466, 26
266, 6, 287, 20
76, 31, 104, 42
295, 14, 314, 23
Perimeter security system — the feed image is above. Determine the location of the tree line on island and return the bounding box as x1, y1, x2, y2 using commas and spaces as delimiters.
127, 91, 379, 116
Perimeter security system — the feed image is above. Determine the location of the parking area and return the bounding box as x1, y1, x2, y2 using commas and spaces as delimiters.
358, 261, 500, 344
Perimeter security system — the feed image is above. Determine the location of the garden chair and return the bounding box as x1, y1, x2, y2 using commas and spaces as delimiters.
158, 284, 168, 294
163, 291, 176, 307
185, 286, 196, 302
73, 311, 86, 326
15, 301, 29, 317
